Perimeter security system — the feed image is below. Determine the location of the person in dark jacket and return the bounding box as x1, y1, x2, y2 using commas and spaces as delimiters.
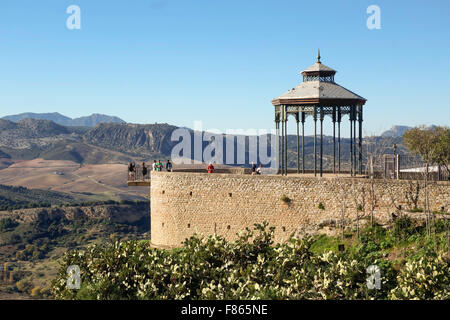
128, 162, 135, 180
165, 160, 173, 172
251, 162, 256, 175
142, 162, 148, 180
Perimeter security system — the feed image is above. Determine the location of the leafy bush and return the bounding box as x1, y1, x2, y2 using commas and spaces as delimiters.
392, 216, 421, 239
31, 286, 42, 297
50, 223, 449, 300
16, 279, 33, 293
0, 218, 18, 231
390, 253, 449, 300
280, 195, 291, 204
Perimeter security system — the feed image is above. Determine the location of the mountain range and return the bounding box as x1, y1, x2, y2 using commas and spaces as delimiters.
2, 112, 125, 127
380, 125, 439, 137
0, 115, 409, 170
380, 126, 412, 137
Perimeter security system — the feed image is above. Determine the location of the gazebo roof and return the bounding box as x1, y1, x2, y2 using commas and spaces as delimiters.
272, 52, 366, 106
275, 81, 365, 100
301, 62, 336, 74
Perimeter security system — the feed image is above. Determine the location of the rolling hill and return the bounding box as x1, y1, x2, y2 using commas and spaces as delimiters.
2, 112, 125, 127
0, 117, 409, 169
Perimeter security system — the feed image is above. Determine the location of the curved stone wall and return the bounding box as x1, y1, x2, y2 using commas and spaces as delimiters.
150, 172, 449, 248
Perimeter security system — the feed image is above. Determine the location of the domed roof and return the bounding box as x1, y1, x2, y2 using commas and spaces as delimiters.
272, 51, 366, 106
301, 62, 336, 74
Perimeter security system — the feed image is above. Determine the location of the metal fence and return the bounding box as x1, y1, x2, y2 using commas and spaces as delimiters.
127, 164, 151, 182
382, 155, 449, 181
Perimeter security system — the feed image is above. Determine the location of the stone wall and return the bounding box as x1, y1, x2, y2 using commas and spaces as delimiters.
150, 172, 449, 248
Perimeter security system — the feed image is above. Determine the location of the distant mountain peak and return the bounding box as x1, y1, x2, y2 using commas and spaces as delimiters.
2, 112, 125, 127
381, 126, 412, 137
381, 125, 438, 137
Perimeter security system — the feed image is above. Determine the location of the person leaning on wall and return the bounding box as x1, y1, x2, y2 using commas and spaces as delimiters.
128, 162, 135, 180
165, 159, 173, 172
251, 162, 256, 175
142, 162, 147, 180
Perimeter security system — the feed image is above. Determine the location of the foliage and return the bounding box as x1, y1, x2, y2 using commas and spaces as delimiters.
318, 202, 325, 210
0, 217, 18, 231
280, 195, 291, 204
16, 279, 33, 293
0, 183, 148, 211
31, 286, 42, 297
51, 222, 449, 300
0, 184, 75, 211
390, 253, 449, 300
392, 216, 420, 239
403, 125, 449, 174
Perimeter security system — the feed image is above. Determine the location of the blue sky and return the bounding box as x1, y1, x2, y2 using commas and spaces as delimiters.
0, 0, 449, 137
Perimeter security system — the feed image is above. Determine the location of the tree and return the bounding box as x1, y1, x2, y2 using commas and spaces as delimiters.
434, 126, 450, 176
403, 125, 450, 235
403, 125, 449, 176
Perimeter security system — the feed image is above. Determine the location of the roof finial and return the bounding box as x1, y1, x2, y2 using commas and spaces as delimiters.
317, 49, 321, 63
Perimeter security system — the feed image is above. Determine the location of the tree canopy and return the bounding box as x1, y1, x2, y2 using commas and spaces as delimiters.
403, 126, 450, 174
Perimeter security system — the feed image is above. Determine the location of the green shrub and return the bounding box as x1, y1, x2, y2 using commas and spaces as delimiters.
50, 222, 449, 301
280, 195, 291, 204
16, 279, 33, 293
390, 253, 449, 300
31, 286, 42, 297
392, 216, 421, 239
0, 218, 18, 231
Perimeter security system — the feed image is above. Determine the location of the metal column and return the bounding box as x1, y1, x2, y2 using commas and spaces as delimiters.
350, 116, 353, 176
302, 112, 305, 174
333, 107, 336, 174
320, 110, 324, 177
284, 105, 288, 176
313, 108, 317, 177
296, 113, 300, 174
281, 109, 284, 175
358, 106, 363, 175
353, 115, 357, 175
338, 109, 341, 174
276, 120, 280, 175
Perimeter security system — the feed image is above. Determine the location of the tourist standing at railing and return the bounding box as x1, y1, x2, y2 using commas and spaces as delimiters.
251, 162, 256, 175
142, 162, 148, 180
156, 160, 163, 172
152, 160, 157, 171
256, 164, 262, 175
128, 162, 135, 180
165, 159, 173, 172
207, 162, 215, 173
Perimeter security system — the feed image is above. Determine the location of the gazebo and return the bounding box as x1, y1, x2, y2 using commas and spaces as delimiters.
272, 51, 367, 176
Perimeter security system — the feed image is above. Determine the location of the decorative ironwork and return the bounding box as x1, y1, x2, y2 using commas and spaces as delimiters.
303, 75, 335, 82
273, 54, 366, 177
